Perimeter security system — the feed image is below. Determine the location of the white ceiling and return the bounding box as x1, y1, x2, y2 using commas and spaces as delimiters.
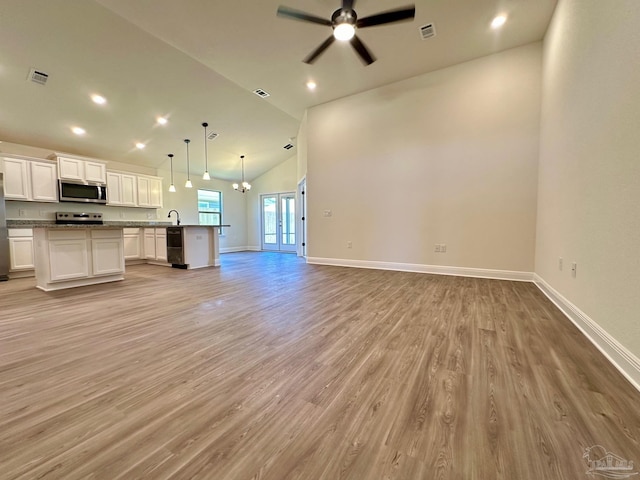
0, 0, 557, 181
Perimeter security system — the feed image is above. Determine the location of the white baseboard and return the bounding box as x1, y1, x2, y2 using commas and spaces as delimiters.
220, 246, 261, 253
306, 257, 534, 282
534, 274, 640, 392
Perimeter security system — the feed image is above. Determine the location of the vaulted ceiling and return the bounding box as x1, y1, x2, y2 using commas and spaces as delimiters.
0, 0, 557, 181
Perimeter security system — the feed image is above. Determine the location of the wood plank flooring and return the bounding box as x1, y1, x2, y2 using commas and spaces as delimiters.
0, 252, 639, 479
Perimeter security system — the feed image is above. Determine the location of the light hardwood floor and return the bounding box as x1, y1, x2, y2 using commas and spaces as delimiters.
1, 252, 638, 479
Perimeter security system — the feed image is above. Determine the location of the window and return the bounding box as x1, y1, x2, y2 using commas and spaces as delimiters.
197, 189, 222, 226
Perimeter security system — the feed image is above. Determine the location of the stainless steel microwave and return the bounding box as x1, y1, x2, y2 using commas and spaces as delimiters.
58, 180, 107, 204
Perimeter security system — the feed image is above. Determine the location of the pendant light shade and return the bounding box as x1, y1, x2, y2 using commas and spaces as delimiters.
184, 139, 193, 188
233, 155, 251, 193
202, 122, 211, 180
168, 154, 176, 192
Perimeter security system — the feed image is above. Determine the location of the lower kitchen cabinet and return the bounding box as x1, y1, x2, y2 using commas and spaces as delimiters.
8, 229, 35, 272
123, 228, 142, 260
91, 230, 125, 276
144, 227, 168, 264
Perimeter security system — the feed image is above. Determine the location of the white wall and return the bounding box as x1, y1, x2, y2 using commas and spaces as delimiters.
306, 43, 542, 273
246, 155, 298, 250
536, 0, 640, 359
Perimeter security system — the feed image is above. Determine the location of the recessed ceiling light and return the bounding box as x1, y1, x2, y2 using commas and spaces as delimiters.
135, 142, 146, 150
91, 94, 107, 105
491, 15, 507, 29
71, 126, 86, 135
306, 81, 317, 91
157, 116, 168, 125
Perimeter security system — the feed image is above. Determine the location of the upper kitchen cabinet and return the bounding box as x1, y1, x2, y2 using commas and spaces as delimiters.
137, 175, 163, 208
2, 155, 58, 202
52, 153, 107, 184
107, 171, 137, 207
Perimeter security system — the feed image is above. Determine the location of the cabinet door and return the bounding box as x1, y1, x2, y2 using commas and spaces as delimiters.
49, 239, 90, 281
107, 172, 122, 205
85, 161, 107, 184
121, 174, 137, 206
124, 233, 142, 259
30, 161, 58, 202
155, 229, 167, 262
9, 237, 35, 270
58, 157, 84, 181
3, 158, 30, 200
149, 177, 163, 208
138, 177, 151, 207
144, 230, 156, 259
92, 238, 124, 276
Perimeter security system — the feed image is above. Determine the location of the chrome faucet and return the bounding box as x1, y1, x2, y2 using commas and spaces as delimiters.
167, 210, 181, 225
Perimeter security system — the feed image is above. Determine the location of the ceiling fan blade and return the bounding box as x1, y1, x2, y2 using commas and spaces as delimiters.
342, 0, 355, 10
277, 6, 332, 26
303, 35, 336, 64
350, 35, 376, 65
356, 6, 415, 28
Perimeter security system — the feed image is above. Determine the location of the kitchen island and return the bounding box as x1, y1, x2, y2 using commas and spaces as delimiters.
166, 225, 231, 270
22, 220, 228, 291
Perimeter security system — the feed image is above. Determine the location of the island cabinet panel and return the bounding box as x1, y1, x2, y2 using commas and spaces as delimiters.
91, 230, 124, 276
48, 231, 90, 281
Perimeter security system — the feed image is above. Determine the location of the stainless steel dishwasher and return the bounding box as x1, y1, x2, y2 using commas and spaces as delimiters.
166, 226, 187, 268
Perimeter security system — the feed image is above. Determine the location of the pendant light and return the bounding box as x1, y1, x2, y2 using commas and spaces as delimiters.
168, 154, 176, 192
184, 139, 193, 188
202, 122, 211, 180
233, 155, 251, 193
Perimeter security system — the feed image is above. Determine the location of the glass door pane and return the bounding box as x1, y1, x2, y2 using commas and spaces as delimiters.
262, 195, 278, 250
280, 194, 296, 252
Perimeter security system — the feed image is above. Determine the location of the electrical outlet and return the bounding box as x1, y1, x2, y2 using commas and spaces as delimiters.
558, 257, 563, 270
323, 210, 332, 217
435, 244, 441, 253
39, 210, 47, 217
441, 244, 447, 253
347, 241, 352, 249
19, 209, 26, 217
571, 262, 577, 278
119, 212, 125, 219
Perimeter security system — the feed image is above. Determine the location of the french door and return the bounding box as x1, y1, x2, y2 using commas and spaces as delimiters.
261, 193, 296, 252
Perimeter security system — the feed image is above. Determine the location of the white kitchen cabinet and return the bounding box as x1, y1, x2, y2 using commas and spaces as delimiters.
123, 228, 142, 260
9, 229, 34, 271
91, 230, 124, 276
137, 176, 163, 208
54, 154, 106, 184
48, 231, 90, 281
155, 228, 167, 262
143, 227, 167, 263
2, 155, 58, 202
107, 172, 137, 207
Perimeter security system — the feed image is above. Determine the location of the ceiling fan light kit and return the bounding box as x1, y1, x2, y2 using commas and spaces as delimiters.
277, 0, 415, 65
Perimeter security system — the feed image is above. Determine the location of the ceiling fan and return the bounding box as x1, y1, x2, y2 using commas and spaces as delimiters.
276, 0, 415, 65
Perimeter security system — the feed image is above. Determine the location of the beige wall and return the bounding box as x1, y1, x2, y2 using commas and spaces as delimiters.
536, 0, 640, 357
306, 43, 542, 272
297, 111, 308, 182
246, 155, 298, 250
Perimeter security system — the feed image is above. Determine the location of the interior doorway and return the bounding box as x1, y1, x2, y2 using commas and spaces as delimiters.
261, 193, 296, 252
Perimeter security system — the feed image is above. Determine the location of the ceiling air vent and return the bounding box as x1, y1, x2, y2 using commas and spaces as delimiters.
283, 143, 294, 150
419, 23, 436, 40
253, 88, 270, 98
207, 131, 219, 140
27, 67, 49, 85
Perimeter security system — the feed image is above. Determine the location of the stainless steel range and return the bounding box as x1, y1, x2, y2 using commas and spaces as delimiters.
55, 212, 104, 225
